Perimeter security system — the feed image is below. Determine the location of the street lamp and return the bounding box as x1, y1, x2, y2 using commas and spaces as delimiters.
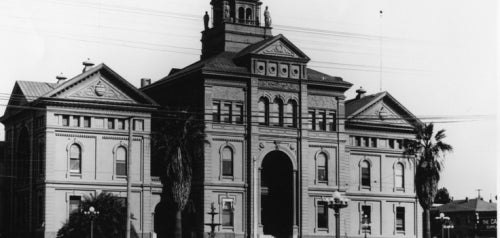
435, 212, 450, 238
83, 206, 100, 238
443, 222, 454, 238
322, 190, 349, 238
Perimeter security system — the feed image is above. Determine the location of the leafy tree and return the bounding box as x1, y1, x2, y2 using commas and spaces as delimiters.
57, 192, 138, 238
152, 111, 207, 238
403, 122, 452, 238
434, 187, 452, 204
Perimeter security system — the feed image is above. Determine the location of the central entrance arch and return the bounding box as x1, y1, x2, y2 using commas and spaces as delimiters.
260, 150, 295, 238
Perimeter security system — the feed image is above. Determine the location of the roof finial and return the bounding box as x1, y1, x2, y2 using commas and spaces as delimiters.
56, 72, 67, 84
82, 58, 95, 73
355, 87, 367, 99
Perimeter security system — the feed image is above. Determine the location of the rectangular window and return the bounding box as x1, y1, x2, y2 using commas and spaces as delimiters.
328, 112, 337, 131
221, 200, 234, 227
83, 116, 91, 128
361, 205, 371, 232
355, 137, 362, 146
117, 119, 125, 130
69, 196, 81, 217
371, 138, 377, 147
363, 137, 369, 147
308, 110, 315, 130
318, 111, 326, 131
389, 139, 395, 149
212, 102, 221, 123
396, 207, 405, 231
72, 116, 80, 127
317, 201, 328, 229
116, 147, 127, 176
62, 115, 70, 126
222, 103, 232, 123
134, 119, 144, 131
234, 104, 243, 124
398, 140, 403, 149
107, 118, 115, 129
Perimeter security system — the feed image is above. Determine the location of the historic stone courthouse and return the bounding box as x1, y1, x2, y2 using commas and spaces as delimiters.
142, 0, 423, 237
0, 0, 423, 237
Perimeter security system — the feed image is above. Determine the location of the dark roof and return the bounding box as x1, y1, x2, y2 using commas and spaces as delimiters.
16, 81, 58, 102
436, 198, 497, 213
307, 68, 350, 85
345, 92, 385, 117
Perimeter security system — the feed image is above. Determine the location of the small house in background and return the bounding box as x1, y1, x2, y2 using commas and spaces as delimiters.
431, 197, 497, 238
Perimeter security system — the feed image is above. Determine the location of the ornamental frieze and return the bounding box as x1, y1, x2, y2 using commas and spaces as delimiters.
258, 80, 299, 91
259, 41, 298, 58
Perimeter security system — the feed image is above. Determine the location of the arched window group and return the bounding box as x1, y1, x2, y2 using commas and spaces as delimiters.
259, 97, 297, 127
237, 7, 254, 24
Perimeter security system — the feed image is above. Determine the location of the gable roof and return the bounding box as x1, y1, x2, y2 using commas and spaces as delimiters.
2, 63, 158, 122
235, 34, 310, 61
17, 81, 58, 103
345, 91, 422, 127
436, 198, 497, 213
41, 63, 157, 105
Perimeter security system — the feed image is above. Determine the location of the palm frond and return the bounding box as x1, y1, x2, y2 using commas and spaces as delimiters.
434, 129, 447, 141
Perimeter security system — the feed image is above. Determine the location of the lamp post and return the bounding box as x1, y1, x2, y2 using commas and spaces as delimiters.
435, 212, 450, 238
83, 206, 99, 238
322, 190, 349, 238
443, 222, 454, 238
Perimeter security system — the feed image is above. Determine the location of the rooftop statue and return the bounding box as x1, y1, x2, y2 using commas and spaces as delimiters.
264, 6, 272, 27
224, 2, 231, 22
203, 11, 210, 30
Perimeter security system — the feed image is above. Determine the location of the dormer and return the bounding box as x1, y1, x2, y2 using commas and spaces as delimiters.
235, 34, 310, 80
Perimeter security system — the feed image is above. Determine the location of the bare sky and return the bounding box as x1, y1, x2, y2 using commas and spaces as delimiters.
0, 0, 497, 200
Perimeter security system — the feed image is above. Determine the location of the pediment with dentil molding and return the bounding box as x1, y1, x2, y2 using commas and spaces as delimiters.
61, 76, 135, 103
258, 41, 299, 58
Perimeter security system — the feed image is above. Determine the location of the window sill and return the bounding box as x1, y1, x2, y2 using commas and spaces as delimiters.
222, 176, 234, 180
396, 230, 405, 235
69, 173, 82, 178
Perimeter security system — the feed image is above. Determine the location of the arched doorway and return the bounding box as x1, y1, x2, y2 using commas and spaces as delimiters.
260, 151, 294, 238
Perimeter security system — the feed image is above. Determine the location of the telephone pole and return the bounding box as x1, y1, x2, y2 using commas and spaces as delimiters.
126, 117, 134, 238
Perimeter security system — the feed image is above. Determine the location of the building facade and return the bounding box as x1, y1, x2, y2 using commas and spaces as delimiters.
431, 198, 497, 238
0, 63, 161, 238
141, 0, 423, 237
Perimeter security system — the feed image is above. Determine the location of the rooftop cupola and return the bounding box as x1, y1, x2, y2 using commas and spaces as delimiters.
201, 0, 273, 59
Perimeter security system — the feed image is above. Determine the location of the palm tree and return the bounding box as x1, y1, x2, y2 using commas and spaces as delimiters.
152, 110, 206, 238
403, 123, 452, 238
57, 192, 138, 238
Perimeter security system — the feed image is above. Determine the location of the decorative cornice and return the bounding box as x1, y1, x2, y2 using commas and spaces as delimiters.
55, 133, 96, 138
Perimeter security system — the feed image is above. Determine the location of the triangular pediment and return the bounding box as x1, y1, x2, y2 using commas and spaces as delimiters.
352, 100, 411, 126
258, 40, 300, 58
44, 64, 157, 105
347, 92, 421, 128
236, 34, 310, 61
57, 74, 135, 103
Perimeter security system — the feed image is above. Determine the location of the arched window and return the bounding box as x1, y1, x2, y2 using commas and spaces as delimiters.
246, 8, 252, 22
317, 152, 327, 183
285, 100, 297, 127
116, 146, 127, 176
271, 98, 284, 126
69, 144, 81, 174
238, 7, 245, 23
361, 161, 370, 187
395, 163, 404, 189
222, 146, 233, 177
258, 97, 269, 125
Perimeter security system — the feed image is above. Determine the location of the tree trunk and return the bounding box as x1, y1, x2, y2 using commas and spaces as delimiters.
423, 208, 431, 238
174, 208, 182, 238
